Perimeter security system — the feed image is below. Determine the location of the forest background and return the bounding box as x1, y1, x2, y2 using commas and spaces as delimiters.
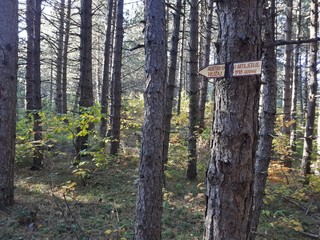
0, 0, 320, 239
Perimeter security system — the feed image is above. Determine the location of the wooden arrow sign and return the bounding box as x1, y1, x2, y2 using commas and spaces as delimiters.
199, 64, 225, 78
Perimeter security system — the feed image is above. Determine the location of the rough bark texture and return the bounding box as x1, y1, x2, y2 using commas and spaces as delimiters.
250, 1, 277, 236
110, 0, 124, 155
163, 0, 182, 166
75, 0, 93, 160
99, 0, 114, 138
32, 0, 43, 169
134, 1, 166, 239
187, 0, 199, 180
204, 1, 262, 239
198, 0, 214, 132
301, 0, 318, 176
0, 0, 18, 207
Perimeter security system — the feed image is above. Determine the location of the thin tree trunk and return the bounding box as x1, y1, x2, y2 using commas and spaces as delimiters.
187, 0, 199, 180
32, 0, 43, 169
134, 1, 166, 239
26, 0, 35, 114
99, 0, 114, 138
301, 0, 318, 177
204, 0, 262, 239
176, 0, 186, 116
282, 0, 293, 167
109, 0, 124, 155
0, 0, 18, 207
62, 0, 71, 114
55, 0, 65, 114
290, 0, 302, 152
163, 0, 182, 167
198, 0, 214, 132
250, 0, 277, 236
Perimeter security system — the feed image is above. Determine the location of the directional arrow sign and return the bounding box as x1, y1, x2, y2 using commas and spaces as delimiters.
232, 60, 262, 77
199, 64, 225, 78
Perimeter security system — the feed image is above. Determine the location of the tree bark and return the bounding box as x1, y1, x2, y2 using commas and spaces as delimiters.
62, 0, 71, 114
109, 0, 124, 155
290, 0, 302, 152
0, 0, 18, 207
198, 0, 214, 132
187, 0, 199, 180
204, 1, 262, 239
250, 0, 277, 236
75, 0, 94, 161
25, 0, 35, 113
55, 0, 65, 114
99, 0, 114, 138
301, 0, 318, 177
282, 0, 293, 167
163, 0, 182, 167
134, 1, 166, 239
32, 0, 43, 169
176, 0, 186, 116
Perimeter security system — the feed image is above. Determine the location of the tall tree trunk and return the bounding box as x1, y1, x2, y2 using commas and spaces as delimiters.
301, 0, 318, 177
99, 0, 114, 138
26, 0, 35, 114
290, 0, 302, 152
282, 0, 293, 167
55, 0, 65, 114
75, 0, 94, 162
134, 0, 166, 239
62, 0, 72, 114
187, 0, 199, 180
198, 0, 214, 132
32, 0, 43, 169
0, 0, 18, 207
204, 1, 262, 239
250, 0, 277, 236
109, 0, 124, 155
163, 0, 182, 167
176, 0, 186, 116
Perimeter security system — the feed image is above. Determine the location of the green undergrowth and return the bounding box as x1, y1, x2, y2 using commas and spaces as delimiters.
1, 99, 320, 239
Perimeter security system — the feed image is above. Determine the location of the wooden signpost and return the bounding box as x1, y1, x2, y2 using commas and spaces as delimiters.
199, 60, 262, 78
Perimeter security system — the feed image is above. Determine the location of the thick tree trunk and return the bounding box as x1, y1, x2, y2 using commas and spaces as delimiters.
32, 0, 43, 169
109, 0, 124, 155
187, 0, 199, 180
204, 1, 262, 239
301, 0, 318, 177
75, 0, 94, 161
0, 0, 18, 207
198, 0, 214, 132
163, 0, 182, 167
134, 1, 166, 239
55, 0, 65, 114
99, 0, 114, 138
250, 1, 277, 236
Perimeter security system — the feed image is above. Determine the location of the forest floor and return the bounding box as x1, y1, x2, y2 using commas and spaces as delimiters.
1, 126, 320, 239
